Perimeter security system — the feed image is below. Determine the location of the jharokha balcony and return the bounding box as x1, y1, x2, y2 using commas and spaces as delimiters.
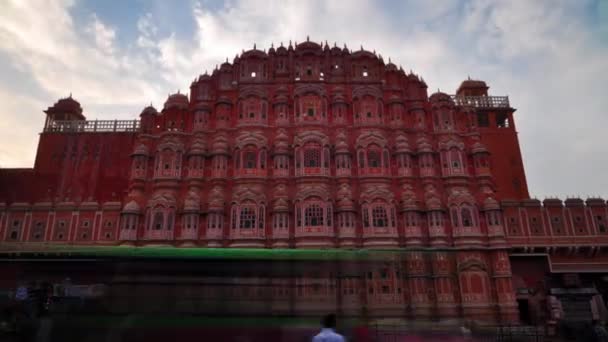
234, 168, 268, 178
450, 95, 510, 109
358, 167, 390, 177
44, 119, 140, 132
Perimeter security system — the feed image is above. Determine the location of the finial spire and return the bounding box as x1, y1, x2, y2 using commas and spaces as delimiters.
468, 75, 471, 80
389, 57, 391, 63
280, 41, 283, 47
307, 35, 309, 42
271, 42, 274, 48
69, 92, 72, 98
253, 43, 256, 50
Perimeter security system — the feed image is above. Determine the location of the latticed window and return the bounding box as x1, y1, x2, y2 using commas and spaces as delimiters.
245, 151, 256, 169
363, 209, 370, 227
304, 148, 321, 167
239, 207, 256, 229
367, 150, 381, 167
461, 207, 473, 227
305, 204, 324, 226
451, 207, 459, 227
153, 212, 163, 230
372, 206, 388, 227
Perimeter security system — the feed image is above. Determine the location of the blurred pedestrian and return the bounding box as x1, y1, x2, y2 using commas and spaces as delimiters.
313, 314, 345, 342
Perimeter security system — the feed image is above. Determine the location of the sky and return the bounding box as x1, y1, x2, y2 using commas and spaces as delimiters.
0, 0, 607, 199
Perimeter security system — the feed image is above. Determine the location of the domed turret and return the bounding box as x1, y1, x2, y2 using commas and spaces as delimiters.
44, 95, 85, 122
140, 105, 158, 117
163, 91, 189, 110
456, 77, 489, 96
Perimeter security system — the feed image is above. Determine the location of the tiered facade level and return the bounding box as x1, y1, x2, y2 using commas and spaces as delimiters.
2, 39, 608, 325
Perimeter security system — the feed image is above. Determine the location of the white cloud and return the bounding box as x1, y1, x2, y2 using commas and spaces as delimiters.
0, 0, 606, 197
86, 14, 116, 55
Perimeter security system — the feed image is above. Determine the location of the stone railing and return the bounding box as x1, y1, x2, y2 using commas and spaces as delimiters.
451, 95, 510, 109
44, 120, 140, 133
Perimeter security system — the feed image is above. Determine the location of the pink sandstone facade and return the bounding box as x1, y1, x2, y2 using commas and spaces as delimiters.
1, 39, 608, 325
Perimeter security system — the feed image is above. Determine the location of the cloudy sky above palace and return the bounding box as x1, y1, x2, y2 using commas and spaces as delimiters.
0, 0, 607, 198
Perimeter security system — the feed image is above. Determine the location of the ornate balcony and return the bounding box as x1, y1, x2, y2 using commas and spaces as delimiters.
296, 167, 330, 177
234, 168, 268, 179
179, 228, 198, 240
358, 167, 390, 178
419, 167, 436, 178
44, 119, 140, 133
450, 95, 510, 109
119, 229, 137, 241
145, 229, 174, 240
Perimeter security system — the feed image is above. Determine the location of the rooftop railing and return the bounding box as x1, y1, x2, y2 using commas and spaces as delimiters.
44, 120, 140, 133
451, 95, 510, 109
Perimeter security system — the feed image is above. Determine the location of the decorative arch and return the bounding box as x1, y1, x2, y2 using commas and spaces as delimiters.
439, 137, 466, 177
360, 186, 397, 233
238, 94, 268, 125
145, 193, 177, 240
457, 260, 491, 304
230, 186, 266, 238
356, 131, 390, 175
294, 131, 330, 176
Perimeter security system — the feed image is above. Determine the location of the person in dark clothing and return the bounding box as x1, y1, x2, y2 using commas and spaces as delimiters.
593, 320, 608, 342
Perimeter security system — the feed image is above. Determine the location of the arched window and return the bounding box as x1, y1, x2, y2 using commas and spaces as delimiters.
153, 212, 163, 230
372, 206, 388, 227
230, 201, 266, 240
239, 207, 256, 228
245, 151, 256, 168
367, 150, 380, 168
305, 204, 324, 226
154, 149, 182, 178
362, 201, 396, 230
304, 148, 320, 167
295, 198, 333, 236
296, 141, 330, 176
461, 207, 473, 227
259, 150, 266, 169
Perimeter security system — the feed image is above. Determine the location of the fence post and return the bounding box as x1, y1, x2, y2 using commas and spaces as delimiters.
113, 119, 117, 132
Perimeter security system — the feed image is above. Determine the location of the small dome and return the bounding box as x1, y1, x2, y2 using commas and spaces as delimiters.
385, 62, 398, 72
163, 92, 189, 110
296, 39, 322, 51
335, 131, 349, 154
276, 44, 288, 55
416, 136, 433, 153
140, 105, 158, 117
351, 48, 376, 59
241, 48, 268, 59
132, 144, 149, 156
122, 200, 140, 213
211, 136, 229, 154
45, 95, 85, 120
184, 191, 201, 211
394, 134, 411, 153
336, 184, 354, 210
54, 97, 82, 113
273, 197, 289, 211
483, 197, 500, 211
471, 141, 488, 154
274, 130, 289, 153
429, 91, 452, 102
458, 79, 488, 90
188, 136, 207, 155
425, 196, 442, 211
401, 187, 420, 211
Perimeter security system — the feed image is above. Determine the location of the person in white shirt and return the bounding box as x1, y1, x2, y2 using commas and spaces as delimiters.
312, 314, 345, 342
